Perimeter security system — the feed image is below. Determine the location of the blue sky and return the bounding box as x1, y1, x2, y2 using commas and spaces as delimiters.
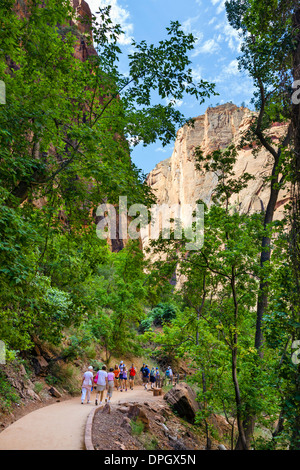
87, 0, 255, 175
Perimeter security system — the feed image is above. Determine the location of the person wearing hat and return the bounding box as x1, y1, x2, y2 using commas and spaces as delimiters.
81, 366, 93, 404
119, 361, 124, 386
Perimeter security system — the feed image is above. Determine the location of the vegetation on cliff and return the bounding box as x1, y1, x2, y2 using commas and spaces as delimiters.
0, 0, 299, 452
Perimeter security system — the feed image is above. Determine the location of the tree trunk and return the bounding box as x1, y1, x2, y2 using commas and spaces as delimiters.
230, 273, 249, 450
255, 183, 280, 355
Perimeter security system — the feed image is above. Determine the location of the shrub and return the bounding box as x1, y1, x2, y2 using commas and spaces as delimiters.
0, 371, 20, 412
130, 418, 145, 436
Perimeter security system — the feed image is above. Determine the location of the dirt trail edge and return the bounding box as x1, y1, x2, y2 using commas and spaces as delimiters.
0, 385, 159, 450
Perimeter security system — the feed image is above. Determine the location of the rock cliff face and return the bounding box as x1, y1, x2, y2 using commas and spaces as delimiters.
145, 103, 290, 244
69, 0, 98, 61
15, 0, 97, 62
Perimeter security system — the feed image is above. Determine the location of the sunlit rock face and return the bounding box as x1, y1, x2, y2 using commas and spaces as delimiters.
144, 103, 290, 248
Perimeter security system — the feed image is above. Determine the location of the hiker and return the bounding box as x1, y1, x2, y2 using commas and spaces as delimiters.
155, 367, 160, 387
81, 366, 93, 404
119, 362, 124, 390
95, 365, 108, 405
129, 363, 136, 390
150, 367, 156, 389
119, 360, 125, 374
142, 364, 150, 390
106, 368, 115, 403
121, 365, 128, 391
140, 363, 146, 381
165, 366, 173, 385
113, 364, 120, 390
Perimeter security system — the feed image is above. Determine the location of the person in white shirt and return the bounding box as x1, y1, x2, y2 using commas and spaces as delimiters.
95, 365, 108, 405
81, 366, 93, 404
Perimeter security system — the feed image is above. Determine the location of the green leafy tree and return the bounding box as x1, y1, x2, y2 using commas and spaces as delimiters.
225, 0, 300, 448
0, 0, 215, 354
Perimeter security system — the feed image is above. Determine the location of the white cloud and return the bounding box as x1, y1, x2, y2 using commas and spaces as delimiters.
165, 98, 184, 107
216, 0, 226, 14
192, 38, 220, 56
215, 21, 242, 52
212, 59, 240, 84
155, 146, 172, 153
222, 59, 239, 76
191, 65, 203, 82
211, 0, 225, 14
88, 0, 134, 46
181, 16, 204, 44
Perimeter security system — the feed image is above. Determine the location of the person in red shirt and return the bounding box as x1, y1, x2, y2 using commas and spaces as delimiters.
113, 364, 120, 390
129, 363, 136, 390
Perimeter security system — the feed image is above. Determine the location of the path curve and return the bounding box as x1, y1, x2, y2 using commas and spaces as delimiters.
0, 385, 159, 450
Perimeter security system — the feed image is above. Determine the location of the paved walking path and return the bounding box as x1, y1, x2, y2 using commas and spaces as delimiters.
0, 385, 158, 450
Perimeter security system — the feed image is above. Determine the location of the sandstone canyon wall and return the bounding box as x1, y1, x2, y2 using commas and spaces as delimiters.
144, 103, 290, 246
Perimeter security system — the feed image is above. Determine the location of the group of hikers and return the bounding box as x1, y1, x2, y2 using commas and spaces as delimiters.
81, 361, 174, 405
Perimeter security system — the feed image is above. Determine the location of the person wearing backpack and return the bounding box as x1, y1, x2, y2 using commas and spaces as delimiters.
150, 367, 156, 389
166, 366, 173, 385
140, 363, 146, 381
155, 367, 160, 387
120, 365, 128, 392
119, 361, 124, 389
142, 364, 150, 390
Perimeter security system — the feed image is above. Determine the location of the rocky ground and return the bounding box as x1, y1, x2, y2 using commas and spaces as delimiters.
92, 400, 206, 451
92, 384, 233, 451
0, 345, 234, 451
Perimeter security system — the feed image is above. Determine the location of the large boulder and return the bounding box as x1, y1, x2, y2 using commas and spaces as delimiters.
48, 386, 62, 399
127, 404, 150, 431
164, 383, 200, 423
32, 355, 49, 376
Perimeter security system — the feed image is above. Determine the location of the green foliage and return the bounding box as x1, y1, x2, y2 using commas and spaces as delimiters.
130, 418, 145, 436
0, 0, 216, 359
33, 382, 44, 395
47, 362, 79, 396
146, 188, 288, 447
139, 303, 177, 332
151, 303, 177, 326
0, 370, 20, 412
224, 0, 299, 449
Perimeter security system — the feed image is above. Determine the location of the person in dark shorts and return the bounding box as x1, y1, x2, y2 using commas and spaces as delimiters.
142, 364, 150, 390
121, 365, 128, 391
119, 366, 124, 391
150, 367, 156, 389
129, 364, 136, 390
140, 363, 146, 381
113, 364, 120, 390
